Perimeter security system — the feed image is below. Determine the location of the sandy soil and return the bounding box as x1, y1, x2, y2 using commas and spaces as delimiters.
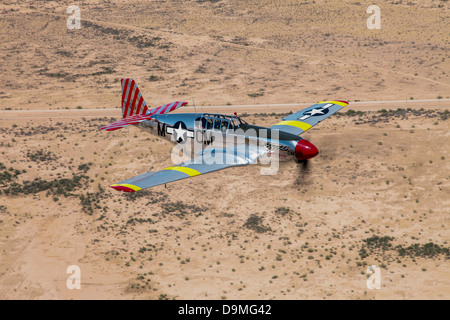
0, 0, 449, 300
1, 0, 449, 111
0, 107, 448, 300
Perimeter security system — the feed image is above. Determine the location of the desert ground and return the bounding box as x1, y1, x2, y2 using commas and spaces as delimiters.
0, 0, 449, 300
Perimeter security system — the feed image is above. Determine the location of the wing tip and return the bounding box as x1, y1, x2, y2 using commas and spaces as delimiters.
319, 100, 349, 105
109, 184, 141, 192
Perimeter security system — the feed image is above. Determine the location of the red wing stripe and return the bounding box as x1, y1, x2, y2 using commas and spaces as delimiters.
159, 103, 171, 115
108, 119, 149, 127
103, 115, 151, 127
146, 101, 187, 116
165, 102, 177, 114
104, 125, 125, 130
101, 113, 153, 131
149, 105, 159, 114
103, 123, 134, 131
156, 105, 165, 115
171, 101, 186, 112
157, 104, 168, 114
150, 106, 161, 115
158, 102, 170, 114
169, 102, 180, 112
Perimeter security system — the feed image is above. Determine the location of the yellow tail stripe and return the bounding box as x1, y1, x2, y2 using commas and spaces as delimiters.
276, 121, 312, 131
163, 166, 201, 177
318, 100, 348, 107
110, 183, 142, 191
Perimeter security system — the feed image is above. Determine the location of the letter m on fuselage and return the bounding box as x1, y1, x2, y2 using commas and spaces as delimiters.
158, 122, 166, 136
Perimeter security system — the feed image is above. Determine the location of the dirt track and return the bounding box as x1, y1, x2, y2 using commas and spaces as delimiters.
1, 99, 449, 120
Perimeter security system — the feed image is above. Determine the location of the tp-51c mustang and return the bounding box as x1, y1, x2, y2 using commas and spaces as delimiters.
101, 78, 348, 192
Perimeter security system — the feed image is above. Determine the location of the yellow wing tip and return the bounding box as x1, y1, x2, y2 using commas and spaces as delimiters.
318, 100, 349, 107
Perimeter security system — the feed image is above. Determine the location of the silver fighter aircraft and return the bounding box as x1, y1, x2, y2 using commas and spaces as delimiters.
101, 78, 348, 192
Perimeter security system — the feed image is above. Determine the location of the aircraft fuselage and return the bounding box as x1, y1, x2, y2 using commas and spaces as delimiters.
137, 113, 304, 161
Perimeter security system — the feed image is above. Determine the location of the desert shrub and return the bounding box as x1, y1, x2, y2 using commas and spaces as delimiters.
359, 235, 449, 260
2, 174, 88, 196
244, 214, 272, 233
161, 201, 204, 218
397, 242, 449, 258
79, 191, 106, 215
274, 207, 291, 216
27, 149, 58, 162
78, 163, 92, 172
247, 92, 264, 98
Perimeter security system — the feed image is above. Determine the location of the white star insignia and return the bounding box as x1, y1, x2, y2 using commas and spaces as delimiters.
174, 123, 187, 142
308, 108, 325, 116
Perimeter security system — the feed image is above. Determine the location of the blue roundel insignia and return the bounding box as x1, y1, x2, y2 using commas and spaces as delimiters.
303, 107, 329, 117
166, 121, 194, 143
172, 121, 188, 143
173, 121, 187, 130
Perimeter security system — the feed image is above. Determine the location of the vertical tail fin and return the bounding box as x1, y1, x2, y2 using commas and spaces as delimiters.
121, 78, 148, 118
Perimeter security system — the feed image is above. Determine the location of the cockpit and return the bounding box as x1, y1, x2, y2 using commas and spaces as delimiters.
196, 114, 248, 132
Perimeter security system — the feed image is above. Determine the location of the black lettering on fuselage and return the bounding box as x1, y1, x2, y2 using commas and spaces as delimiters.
158, 122, 166, 136
203, 131, 214, 145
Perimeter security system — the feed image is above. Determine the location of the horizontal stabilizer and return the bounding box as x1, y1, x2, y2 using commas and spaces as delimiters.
100, 114, 152, 131
148, 101, 188, 115
101, 101, 188, 131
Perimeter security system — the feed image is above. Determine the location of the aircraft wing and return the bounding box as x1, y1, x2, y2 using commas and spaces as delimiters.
109, 145, 267, 192
101, 101, 187, 131
270, 100, 348, 136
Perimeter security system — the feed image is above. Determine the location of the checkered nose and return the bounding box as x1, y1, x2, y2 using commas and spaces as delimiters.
295, 139, 319, 160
